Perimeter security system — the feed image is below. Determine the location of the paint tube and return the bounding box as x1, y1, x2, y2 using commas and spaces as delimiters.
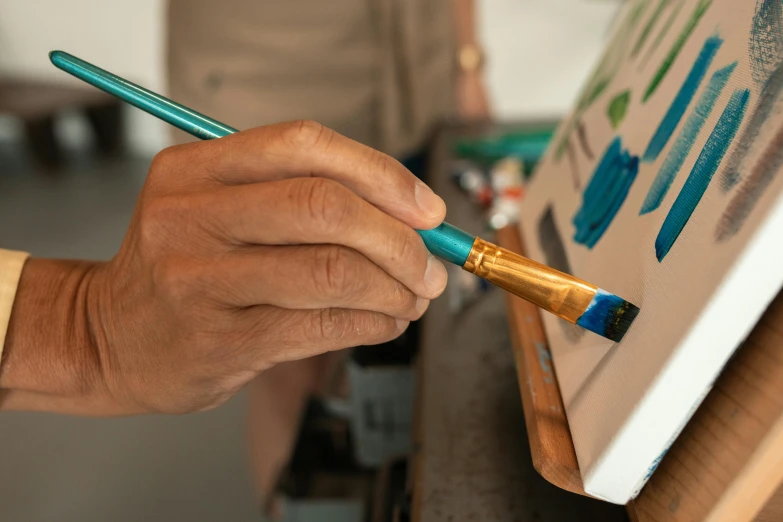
487, 157, 525, 230
451, 160, 493, 208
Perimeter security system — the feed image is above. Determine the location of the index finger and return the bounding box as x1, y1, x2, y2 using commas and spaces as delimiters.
180, 120, 447, 231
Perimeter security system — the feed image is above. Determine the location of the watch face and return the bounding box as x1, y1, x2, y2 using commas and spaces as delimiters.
459, 45, 484, 72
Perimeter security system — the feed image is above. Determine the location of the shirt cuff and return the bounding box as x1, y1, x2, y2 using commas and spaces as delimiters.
0, 249, 30, 361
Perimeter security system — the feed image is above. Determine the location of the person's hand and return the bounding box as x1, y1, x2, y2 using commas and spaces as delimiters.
456, 70, 491, 121
2, 121, 448, 415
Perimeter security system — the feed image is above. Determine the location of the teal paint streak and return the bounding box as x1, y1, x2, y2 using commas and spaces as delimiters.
642, 35, 723, 162
573, 137, 639, 249
640, 62, 737, 214
655, 89, 750, 261
536, 342, 554, 384
50, 50, 476, 267
417, 222, 475, 267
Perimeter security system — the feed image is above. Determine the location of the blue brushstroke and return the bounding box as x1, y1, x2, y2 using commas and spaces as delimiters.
573, 137, 639, 249
643, 35, 724, 162
418, 222, 475, 266
640, 62, 737, 214
644, 448, 670, 480
655, 89, 750, 261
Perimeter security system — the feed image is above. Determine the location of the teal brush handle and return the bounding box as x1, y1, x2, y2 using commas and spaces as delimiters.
50, 50, 475, 266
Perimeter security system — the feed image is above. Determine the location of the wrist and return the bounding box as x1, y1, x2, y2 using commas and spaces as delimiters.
1, 258, 113, 413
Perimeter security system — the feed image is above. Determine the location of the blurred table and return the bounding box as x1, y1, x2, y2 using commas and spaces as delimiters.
0, 79, 122, 167
410, 124, 628, 522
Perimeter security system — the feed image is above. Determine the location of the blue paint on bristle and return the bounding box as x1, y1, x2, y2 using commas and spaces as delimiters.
576, 289, 640, 343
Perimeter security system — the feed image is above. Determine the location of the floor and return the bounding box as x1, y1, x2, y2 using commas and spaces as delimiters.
0, 146, 261, 521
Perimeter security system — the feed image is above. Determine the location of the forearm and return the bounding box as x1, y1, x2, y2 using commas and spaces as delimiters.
0, 258, 114, 414
451, 0, 491, 119
453, 0, 479, 47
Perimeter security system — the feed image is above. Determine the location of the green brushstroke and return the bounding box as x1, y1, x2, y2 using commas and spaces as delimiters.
578, 0, 648, 111
643, 0, 712, 103
632, 0, 670, 58
640, 0, 687, 71
607, 90, 632, 128
554, 121, 576, 160
554, 0, 650, 160
583, 77, 612, 111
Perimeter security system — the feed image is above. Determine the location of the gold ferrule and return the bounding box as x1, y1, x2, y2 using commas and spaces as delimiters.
464, 237, 598, 324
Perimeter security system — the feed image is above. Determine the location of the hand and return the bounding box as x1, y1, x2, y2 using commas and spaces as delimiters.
456, 70, 492, 121
2, 121, 448, 415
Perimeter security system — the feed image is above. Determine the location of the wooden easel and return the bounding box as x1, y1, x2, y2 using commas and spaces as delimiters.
496, 226, 783, 522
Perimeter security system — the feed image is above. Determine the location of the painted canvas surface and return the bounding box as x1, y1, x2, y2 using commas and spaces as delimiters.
519, 0, 783, 504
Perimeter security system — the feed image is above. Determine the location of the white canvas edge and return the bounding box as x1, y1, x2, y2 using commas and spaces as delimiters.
582, 192, 783, 504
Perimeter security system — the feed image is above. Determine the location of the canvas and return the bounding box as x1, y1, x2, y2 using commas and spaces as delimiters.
519, 0, 783, 504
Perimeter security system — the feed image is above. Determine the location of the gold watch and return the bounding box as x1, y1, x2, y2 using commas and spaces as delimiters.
458, 43, 485, 73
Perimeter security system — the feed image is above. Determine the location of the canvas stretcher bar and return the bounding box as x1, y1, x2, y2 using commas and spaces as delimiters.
497, 224, 783, 521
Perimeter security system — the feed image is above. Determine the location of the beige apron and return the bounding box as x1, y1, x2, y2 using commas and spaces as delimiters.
167, 0, 456, 159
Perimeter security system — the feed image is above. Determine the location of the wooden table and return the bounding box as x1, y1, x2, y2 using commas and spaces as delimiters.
0, 78, 122, 166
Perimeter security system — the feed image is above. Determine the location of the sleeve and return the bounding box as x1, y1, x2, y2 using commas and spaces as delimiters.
0, 249, 30, 360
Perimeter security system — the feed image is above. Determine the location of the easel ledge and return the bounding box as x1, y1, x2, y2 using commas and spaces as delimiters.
496, 225, 783, 522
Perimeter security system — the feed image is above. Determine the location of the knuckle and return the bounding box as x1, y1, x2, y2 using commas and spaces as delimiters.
147, 145, 195, 184
137, 199, 171, 249
279, 120, 331, 150
358, 312, 399, 341
368, 148, 395, 179
367, 149, 412, 195
313, 246, 355, 298
149, 146, 179, 173
151, 258, 201, 306
308, 308, 352, 342
389, 228, 419, 264
388, 283, 417, 314
137, 195, 189, 249
297, 178, 354, 234
147, 141, 218, 190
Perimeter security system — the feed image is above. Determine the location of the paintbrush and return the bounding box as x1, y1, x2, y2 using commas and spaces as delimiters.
50, 50, 640, 342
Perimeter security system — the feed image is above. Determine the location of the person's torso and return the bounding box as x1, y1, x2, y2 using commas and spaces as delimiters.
167, 0, 455, 157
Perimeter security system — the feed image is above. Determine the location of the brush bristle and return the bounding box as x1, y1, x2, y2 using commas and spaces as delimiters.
575, 289, 640, 343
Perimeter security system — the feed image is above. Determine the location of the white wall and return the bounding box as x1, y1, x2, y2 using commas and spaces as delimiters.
480, 0, 621, 119
0, 0, 169, 154
0, 0, 621, 155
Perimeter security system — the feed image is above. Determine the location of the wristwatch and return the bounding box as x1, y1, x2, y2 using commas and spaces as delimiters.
458, 43, 485, 73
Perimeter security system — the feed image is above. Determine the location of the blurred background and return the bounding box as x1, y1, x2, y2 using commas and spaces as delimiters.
0, 0, 622, 520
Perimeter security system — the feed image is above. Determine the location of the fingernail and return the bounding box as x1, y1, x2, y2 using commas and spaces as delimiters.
424, 255, 448, 295
396, 318, 410, 333
415, 298, 430, 315
415, 181, 446, 218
